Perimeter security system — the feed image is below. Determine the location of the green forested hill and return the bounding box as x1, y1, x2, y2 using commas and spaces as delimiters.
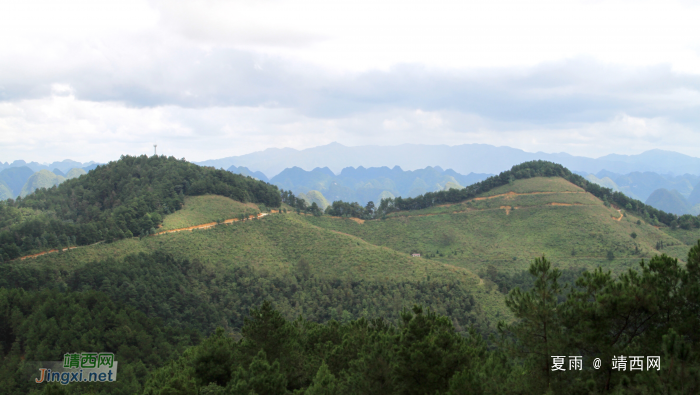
373, 160, 682, 227
65, 167, 87, 179
304, 177, 691, 271
2, 212, 488, 331
0, 155, 281, 261
19, 169, 65, 198
297, 190, 331, 210
0, 288, 197, 395
1, 159, 700, 394
141, 247, 700, 395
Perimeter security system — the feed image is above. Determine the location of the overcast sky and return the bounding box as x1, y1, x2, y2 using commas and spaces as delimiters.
1, 0, 700, 164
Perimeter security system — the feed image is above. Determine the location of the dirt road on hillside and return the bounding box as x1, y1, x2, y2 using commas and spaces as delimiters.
154, 213, 268, 235
15, 212, 272, 262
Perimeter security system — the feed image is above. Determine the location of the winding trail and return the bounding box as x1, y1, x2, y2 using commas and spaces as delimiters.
154, 213, 269, 235
15, 212, 273, 262
19, 247, 78, 261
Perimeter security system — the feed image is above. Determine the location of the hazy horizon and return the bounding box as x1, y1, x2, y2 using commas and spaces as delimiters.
4, 142, 700, 168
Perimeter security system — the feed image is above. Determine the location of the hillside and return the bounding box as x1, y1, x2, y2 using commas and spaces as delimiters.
159, 195, 261, 231
0, 166, 34, 197
11, 173, 696, 332
1, 157, 493, 332
0, 181, 11, 200
301, 177, 693, 274
19, 169, 65, 197
0, 166, 89, 201
298, 190, 331, 210
585, 174, 620, 192
645, 188, 690, 215
4, 210, 490, 335
1, 159, 699, 394
66, 167, 87, 179
0, 155, 281, 261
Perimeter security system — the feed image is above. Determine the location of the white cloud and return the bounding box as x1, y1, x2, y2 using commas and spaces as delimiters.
1, 0, 700, 163
3, 89, 697, 164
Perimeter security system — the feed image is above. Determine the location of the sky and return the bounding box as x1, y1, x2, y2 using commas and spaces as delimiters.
1, 0, 700, 164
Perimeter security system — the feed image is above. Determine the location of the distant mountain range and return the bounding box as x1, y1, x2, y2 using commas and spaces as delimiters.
580, 171, 700, 202
579, 170, 700, 215
644, 189, 696, 216
0, 159, 98, 173
5, 144, 700, 215
195, 143, 700, 178
0, 165, 92, 200
247, 165, 492, 207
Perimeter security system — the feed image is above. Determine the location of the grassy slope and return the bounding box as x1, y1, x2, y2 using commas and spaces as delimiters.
297, 177, 699, 319
302, 177, 692, 275
159, 195, 261, 231
27, 214, 478, 284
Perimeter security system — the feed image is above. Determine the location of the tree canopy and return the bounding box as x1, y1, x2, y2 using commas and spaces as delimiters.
0, 155, 281, 261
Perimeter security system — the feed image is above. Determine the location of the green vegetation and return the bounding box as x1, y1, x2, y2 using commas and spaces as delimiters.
2, 157, 700, 393
142, 302, 493, 395
375, 161, 684, 227
0, 180, 11, 200
20, 169, 65, 198
0, 155, 281, 261
297, 190, 331, 211
160, 195, 260, 231
137, 242, 700, 394
479, 176, 583, 195
65, 167, 87, 179
303, 178, 687, 273
586, 174, 620, 192
15, 214, 478, 285
645, 188, 691, 216
2, 251, 483, 337
0, 288, 196, 395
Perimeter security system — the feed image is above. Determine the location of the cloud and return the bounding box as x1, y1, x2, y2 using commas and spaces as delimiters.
1, 0, 700, 164
2, 88, 698, 164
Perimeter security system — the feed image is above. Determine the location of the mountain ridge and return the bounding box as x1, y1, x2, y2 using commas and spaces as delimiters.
195, 143, 700, 178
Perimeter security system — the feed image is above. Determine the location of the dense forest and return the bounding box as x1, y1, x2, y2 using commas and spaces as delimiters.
0, 252, 484, 336
0, 288, 198, 394
0, 243, 697, 394
0, 155, 281, 261
137, 242, 700, 394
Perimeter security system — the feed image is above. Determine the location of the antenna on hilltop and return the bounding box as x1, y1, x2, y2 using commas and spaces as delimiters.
154, 144, 157, 156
